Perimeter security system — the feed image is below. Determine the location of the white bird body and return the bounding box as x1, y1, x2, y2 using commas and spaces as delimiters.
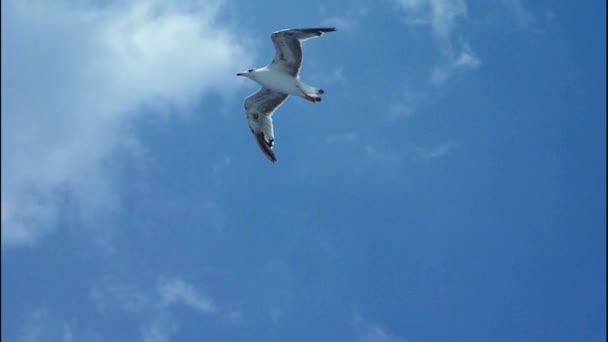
244, 66, 315, 98
237, 27, 336, 162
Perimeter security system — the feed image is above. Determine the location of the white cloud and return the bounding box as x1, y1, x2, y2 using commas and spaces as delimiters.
325, 131, 358, 145
141, 315, 178, 342
429, 65, 450, 87
322, 16, 354, 31
158, 278, 216, 314
396, 0, 467, 39
365, 144, 405, 164
19, 310, 75, 342
365, 141, 456, 165
352, 311, 406, 342
428, 0, 467, 39
319, 3, 369, 32
221, 311, 243, 324
269, 306, 283, 326
211, 155, 233, 186
90, 277, 150, 314
428, 40, 480, 87
454, 41, 480, 69
502, 0, 535, 29
1, 0, 253, 247
147, 277, 215, 342
394, 0, 480, 87
409, 141, 456, 161
90, 275, 217, 341
387, 102, 417, 120
310, 65, 348, 89
455, 51, 481, 69
398, 0, 425, 9
386, 89, 428, 121
91, 276, 216, 315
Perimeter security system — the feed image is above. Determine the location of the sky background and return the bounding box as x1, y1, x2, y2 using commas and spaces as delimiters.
1, 0, 606, 341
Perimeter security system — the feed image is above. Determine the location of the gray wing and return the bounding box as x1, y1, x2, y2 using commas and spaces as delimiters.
244, 88, 289, 162
270, 27, 336, 76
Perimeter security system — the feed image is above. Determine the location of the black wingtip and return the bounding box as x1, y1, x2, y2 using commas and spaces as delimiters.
319, 27, 337, 33
255, 133, 277, 163
301, 27, 337, 34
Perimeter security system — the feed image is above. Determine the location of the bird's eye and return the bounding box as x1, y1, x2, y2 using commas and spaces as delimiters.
248, 69, 254, 72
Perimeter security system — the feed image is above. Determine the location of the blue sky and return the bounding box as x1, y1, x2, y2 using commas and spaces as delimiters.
1, 0, 605, 341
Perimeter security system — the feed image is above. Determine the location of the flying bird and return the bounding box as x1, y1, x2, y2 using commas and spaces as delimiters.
237, 27, 336, 162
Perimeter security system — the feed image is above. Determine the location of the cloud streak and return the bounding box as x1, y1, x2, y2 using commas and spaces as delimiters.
365, 141, 456, 164
501, 0, 535, 29
158, 278, 216, 314
396, 0, 467, 39
19, 310, 75, 342
394, 0, 480, 87
352, 311, 405, 342
91, 275, 217, 342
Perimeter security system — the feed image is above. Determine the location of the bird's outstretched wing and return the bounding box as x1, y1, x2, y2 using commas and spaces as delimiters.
244, 88, 289, 162
270, 27, 336, 76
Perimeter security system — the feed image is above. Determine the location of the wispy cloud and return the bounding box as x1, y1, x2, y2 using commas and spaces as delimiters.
386, 89, 428, 121
1, 0, 252, 247
91, 275, 217, 342
365, 144, 406, 164
429, 65, 450, 87
352, 310, 406, 342
387, 102, 416, 121
320, 4, 369, 32
210, 155, 233, 187
396, 0, 467, 39
430, 41, 480, 87
158, 278, 216, 314
19, 310, 75, 342
501, 0, 536, 29
90, 277, 150, 314
454, 41, 480, 69
325, 131, 358, 145
455, 51, 481, 69
322, 16, 355, 31
365, 141, 456, 165
141, 315, 178, 342
409, 141, 456, 162
310, 65, 349, 89
394, 0, 480, 87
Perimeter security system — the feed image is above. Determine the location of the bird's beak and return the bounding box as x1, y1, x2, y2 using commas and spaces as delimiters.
236, 72, 245, 76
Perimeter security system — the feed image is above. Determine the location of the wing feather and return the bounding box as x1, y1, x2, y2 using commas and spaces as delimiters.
244, 88, 289, 162
270, 27, 336, 76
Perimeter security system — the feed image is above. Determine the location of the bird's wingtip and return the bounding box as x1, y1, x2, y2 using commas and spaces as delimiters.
255, 132, 278, 163
319, 27, 337, 32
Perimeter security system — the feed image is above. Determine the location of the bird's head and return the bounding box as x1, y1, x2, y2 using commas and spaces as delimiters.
236, 68, 256, 77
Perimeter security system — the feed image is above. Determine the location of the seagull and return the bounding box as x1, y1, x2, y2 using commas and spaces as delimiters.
237, 27, 336, 162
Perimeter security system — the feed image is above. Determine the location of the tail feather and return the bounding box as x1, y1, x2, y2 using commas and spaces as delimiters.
303, 94, 322, 103
297, 83, 325, 103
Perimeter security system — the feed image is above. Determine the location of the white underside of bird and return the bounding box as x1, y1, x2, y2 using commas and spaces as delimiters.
240, 66, 323, 102
237, 27, 336, 162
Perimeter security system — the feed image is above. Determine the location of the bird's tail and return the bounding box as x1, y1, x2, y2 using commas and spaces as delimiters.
298, 83, 324, 103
